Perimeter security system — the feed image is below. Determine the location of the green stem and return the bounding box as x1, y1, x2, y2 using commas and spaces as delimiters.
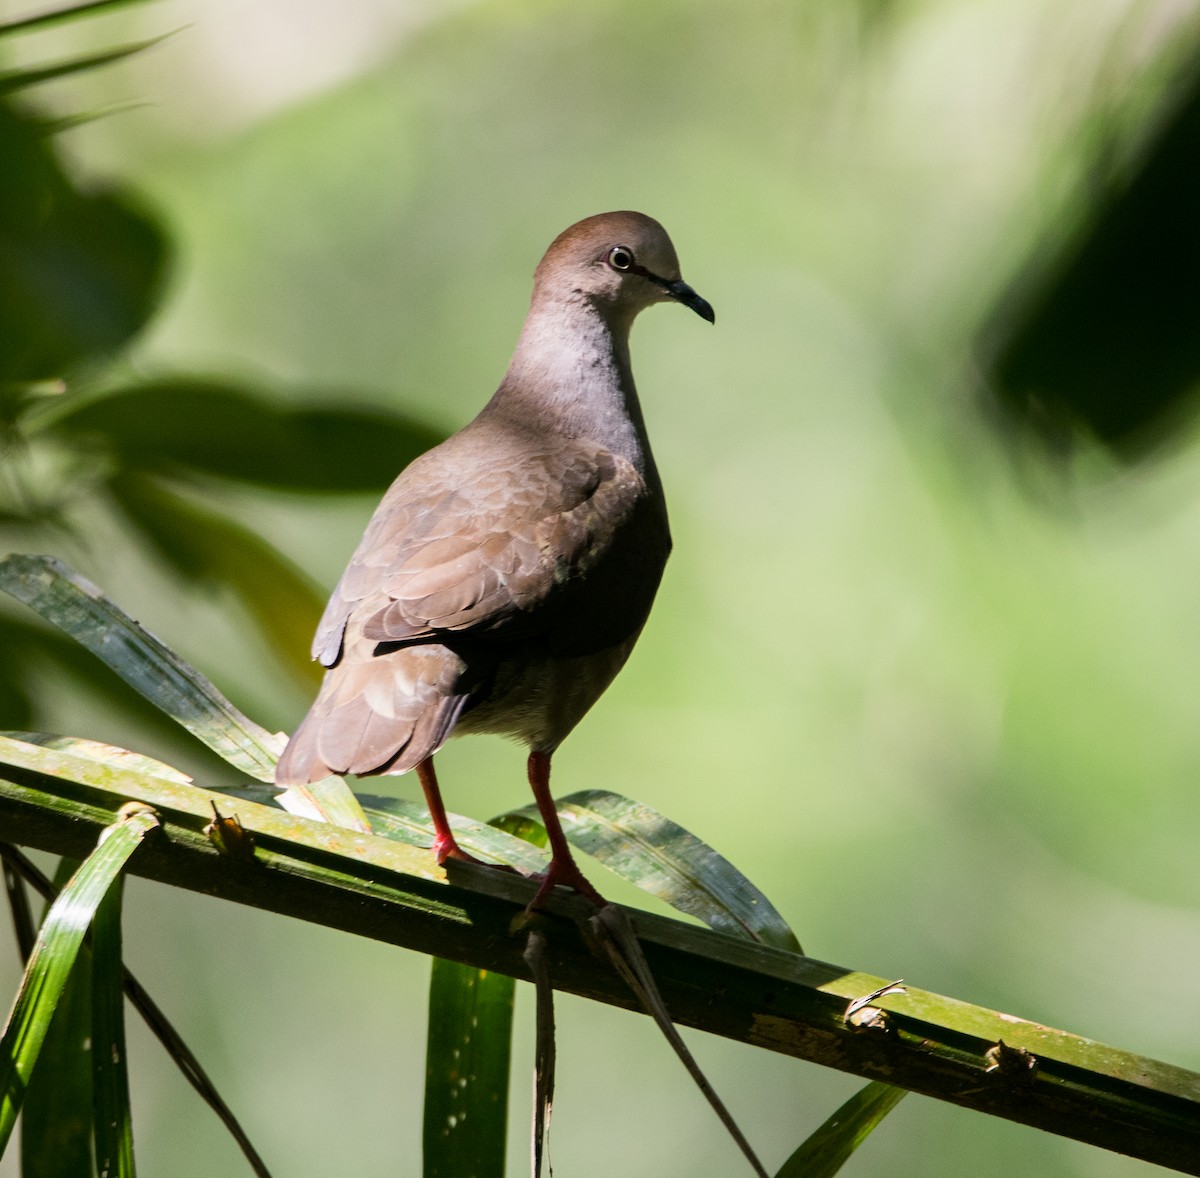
1, 766, 1198, 1174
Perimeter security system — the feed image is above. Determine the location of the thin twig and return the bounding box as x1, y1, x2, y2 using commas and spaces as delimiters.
523, 923, 556, 1178
2, 853, 37, 960
586, 904, 769, 1178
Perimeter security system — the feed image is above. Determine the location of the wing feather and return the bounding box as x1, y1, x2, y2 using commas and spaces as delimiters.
314, 431, 645, 664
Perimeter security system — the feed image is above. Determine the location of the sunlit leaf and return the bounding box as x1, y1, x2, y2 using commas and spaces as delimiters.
106, 470, 325, 687
510, 789, 802, 952
47, 380, 444, 492
0, 807, 158, 1151
3, 731, 193, 784
774, 1082, 906, 1177
0, 736, 404, 885
273, 775, 371, 833
90, 874, 135, 1177
2, 723, 365, 838
0, 554, 285, 781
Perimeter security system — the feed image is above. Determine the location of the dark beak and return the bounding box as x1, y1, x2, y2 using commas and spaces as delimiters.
630, 261, 716, 323
666, 278, 716, 324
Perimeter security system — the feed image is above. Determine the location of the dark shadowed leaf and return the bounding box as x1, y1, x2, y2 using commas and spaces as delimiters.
106, 470, 326, 687
423, 960, 514, 1178
421, 814, 543, 1178
47, 380, 445, 492
774, 1082, 906, 1177
0, 649, 35, 730
0, 105, 169, 382
985, 53, 1200, 453
90, 874, 135, 1178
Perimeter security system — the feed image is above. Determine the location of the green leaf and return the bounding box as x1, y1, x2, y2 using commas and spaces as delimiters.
511, 789, 802, 952
273, 775, 371, 834
0, 616, 252, 779
985, 66, 1200, 453
0, 0, 161, 38
6, 843, 276, 1177
91, 874, 135, 1178
2, 732, 193, 785
0, 807, 158, 1151
39, 101, 151, 135
421, 816, 546, 1178
0, 723, 367, 840
46, 380, 445, 492
423, 961, 515, 1178
357, 794, 548, 874
106, 470, 326, 687
0, 36, 170, 96
17, 858, 94, 1178
0, 554, 285, 781
0, 733, 416, 879
774, 1082, 906, 1178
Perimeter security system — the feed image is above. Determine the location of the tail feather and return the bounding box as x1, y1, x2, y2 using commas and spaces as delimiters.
274, 642, 469, 785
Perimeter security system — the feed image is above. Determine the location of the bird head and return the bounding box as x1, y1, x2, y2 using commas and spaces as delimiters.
534, 211, 715, 326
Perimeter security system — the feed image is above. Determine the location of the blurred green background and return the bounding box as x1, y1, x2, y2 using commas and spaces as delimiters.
4, 1, 1200, 1174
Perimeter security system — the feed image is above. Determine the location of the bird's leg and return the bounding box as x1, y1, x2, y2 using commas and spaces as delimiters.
416, 756, 478, 865
526, 750, 606, 908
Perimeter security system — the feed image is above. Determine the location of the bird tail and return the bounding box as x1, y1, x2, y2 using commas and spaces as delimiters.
273, 645, 469, 785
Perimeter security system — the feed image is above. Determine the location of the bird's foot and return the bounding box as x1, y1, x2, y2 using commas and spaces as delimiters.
432, 833, 487, 868
432, 834, 518, 874
528, 856, 607, 911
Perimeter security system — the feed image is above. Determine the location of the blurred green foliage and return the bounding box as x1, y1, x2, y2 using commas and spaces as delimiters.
4, 1, 1200, 1176
987, 51, 1200, 452
0, 102, 165, 383
0, 5, 444, 742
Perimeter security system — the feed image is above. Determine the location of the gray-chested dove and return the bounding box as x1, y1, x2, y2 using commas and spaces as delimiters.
275, 211, 713, 905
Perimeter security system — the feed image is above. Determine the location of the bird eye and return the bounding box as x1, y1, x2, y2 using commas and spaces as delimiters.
607, 245, 635, 271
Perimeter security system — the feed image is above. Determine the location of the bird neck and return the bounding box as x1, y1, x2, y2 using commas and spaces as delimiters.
486, 296, 658, 477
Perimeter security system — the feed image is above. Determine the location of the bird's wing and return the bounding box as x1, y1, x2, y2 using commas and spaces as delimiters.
313, 436, 645, 667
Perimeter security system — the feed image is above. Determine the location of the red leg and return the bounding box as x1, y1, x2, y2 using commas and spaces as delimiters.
417, 756, 478, 865
527, 750, 606, 908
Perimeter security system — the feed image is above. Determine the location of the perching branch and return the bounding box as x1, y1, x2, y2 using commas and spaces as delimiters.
0, 753, 1197, 1174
